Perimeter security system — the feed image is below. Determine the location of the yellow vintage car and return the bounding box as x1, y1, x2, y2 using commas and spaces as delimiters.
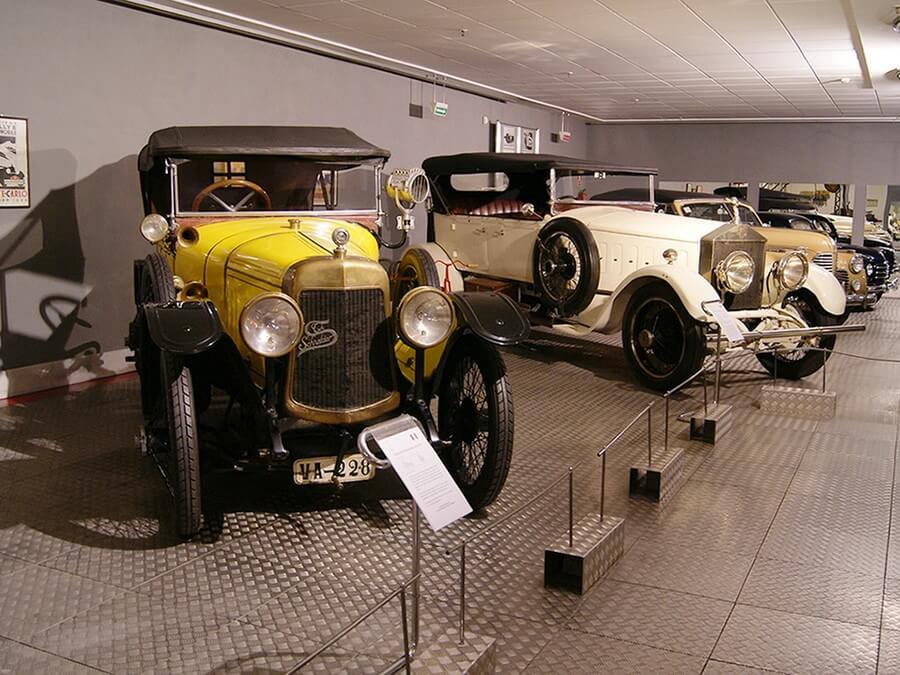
127, 126, 528, 537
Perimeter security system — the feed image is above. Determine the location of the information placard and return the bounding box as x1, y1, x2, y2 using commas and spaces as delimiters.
705, 300, 745, 344
376, 425, 472, 531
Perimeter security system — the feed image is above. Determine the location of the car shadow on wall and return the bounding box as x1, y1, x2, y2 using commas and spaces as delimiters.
0, 152, 145, 393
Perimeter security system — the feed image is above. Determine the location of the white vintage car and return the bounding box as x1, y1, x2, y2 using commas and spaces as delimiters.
395, 153, 855, 391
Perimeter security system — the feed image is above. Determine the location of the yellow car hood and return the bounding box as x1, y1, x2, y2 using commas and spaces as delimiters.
176, 216, 380, 290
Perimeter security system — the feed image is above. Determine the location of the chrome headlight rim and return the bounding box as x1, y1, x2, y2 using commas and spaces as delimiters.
715, 250, 755, 295
397, 286, 455, 349
239, 292, 304, 358
775, 251, 809, 291
140, 214, 170, 243
849, 254, 865, 274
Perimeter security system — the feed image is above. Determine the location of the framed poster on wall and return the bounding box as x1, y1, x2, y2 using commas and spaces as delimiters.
519, 127, 540, 154
0, 116, 29, 208
495, 122, 519, 153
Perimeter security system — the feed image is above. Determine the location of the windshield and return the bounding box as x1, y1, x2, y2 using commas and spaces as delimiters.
554, 170, 653, 203
173, 157, 378, 215
677, 201, 762, 226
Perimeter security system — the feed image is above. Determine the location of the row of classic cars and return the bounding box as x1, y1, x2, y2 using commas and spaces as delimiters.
128, 127, 866, 537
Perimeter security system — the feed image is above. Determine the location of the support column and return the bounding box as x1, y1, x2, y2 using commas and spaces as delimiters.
746, 181, 760, 211
852, 183, 866, 247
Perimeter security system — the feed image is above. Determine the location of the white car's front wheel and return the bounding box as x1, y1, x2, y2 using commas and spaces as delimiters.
622, 283, 706, 392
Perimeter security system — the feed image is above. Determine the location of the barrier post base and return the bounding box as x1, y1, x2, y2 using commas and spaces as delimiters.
629, 447, 685, 505
544, 513, 624, 595
689, 403, 734, 444
412, 631, 496, 674
760, 384, 836, 420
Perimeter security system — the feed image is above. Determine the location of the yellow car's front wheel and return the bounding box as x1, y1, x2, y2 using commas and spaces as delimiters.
437, 336, 513, 511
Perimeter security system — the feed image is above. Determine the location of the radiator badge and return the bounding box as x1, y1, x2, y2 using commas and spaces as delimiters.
296, 320, 338, 355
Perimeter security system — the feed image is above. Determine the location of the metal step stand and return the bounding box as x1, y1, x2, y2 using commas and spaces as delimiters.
629, 391, 686, 507
690, 325, 734, 443
760, 347, 836, 420
544, 446, 625, 595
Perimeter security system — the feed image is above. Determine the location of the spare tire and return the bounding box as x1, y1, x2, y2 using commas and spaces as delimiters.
391, 247, 441, 308
532, 218, 600, 317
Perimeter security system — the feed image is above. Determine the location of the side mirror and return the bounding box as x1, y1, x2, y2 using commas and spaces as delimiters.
386, 168, 431, 231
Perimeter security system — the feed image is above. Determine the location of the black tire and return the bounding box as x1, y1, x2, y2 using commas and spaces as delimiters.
133, 253, 175, 421
756, 294, 836, 380
160, 352, 202, 539
437, 336, 513, 511
532, 219, 600, 317
622, 283, 706, 392
391, 248, 441, 307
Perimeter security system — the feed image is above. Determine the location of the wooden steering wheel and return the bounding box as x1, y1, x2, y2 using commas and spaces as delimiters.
191, 178, 272, 212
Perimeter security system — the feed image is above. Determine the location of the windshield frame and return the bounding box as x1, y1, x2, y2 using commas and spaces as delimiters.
166, 157, 385, 222
672, 198, 763, 226
549, 167, 656, 214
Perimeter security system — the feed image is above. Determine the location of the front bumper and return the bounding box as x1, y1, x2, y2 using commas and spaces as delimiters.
710, 306, 865, 349
846, 291, 879, 307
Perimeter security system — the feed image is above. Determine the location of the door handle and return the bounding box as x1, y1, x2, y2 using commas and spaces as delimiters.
492, 228, 506, 237
473, 227, 487, 235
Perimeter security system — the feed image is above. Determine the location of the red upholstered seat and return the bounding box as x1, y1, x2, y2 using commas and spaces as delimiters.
469, 199, 525, 216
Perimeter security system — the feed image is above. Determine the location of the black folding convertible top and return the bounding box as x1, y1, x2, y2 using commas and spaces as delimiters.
422, 152, 657, 177
138, 126, 390, 172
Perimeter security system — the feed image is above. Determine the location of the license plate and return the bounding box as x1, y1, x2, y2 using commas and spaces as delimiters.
293, 453, 375, 486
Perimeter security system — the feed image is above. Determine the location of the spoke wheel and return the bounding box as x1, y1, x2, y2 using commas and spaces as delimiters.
438, 337, 513, 511
532, 219, 600, 317
622, 283, 705, 391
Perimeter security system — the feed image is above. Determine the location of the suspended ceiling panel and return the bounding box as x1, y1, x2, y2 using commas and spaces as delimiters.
120, 0, 900, 121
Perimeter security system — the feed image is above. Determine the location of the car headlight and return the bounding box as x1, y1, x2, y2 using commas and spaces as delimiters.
866, 263, 874, 277
849, 254, 865, 274
398, 287, 454, 349
851, 279, 862, 292
715, 251, 755, 294
240, 293, 303, 357
140, 214, 169, 243
775, 251, 809, 290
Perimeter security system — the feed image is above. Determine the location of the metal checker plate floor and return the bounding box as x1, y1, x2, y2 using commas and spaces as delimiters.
2, 294, 900, 673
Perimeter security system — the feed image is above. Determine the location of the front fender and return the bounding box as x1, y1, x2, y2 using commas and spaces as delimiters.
144, 301, 223, 355
450, 292, 530, 345
800, 264, 846, 316
567, 265, 720, 335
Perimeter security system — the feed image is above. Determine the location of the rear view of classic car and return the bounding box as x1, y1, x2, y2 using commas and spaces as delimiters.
398, 153, 856, 391
127, 127, 528, 538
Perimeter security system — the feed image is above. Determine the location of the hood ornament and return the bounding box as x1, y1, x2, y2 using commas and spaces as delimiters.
332, 227, 350, 258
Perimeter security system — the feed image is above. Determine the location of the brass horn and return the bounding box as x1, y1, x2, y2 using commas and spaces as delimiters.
177, 225, 200, 247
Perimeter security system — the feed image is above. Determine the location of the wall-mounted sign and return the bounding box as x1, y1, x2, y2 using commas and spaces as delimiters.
0, 117, 29, 208
433, 101, 449, 117
519, 126, 540, 154
496, 122, 518, 153
494, 121, 541, 154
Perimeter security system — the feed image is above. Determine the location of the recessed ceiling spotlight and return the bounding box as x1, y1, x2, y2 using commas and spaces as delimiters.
633, 97, 640, 103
